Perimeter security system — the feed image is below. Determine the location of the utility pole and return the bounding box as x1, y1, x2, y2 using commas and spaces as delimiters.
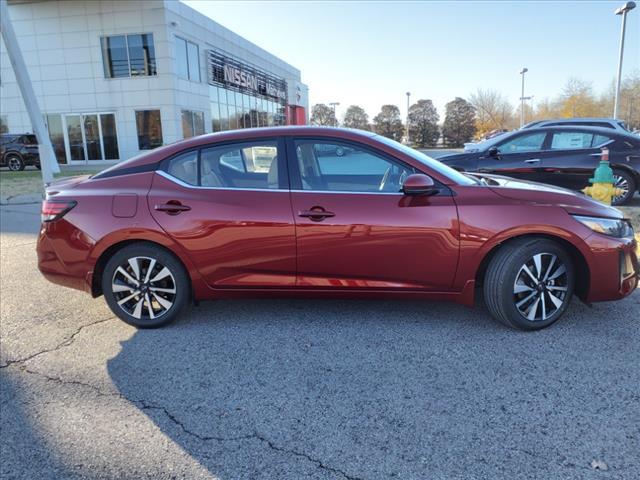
405, 92, 411, 144
329, 102, 340, 126
519, 68, 528, 127
0, 0, 59, 184
613, 2, 636, 118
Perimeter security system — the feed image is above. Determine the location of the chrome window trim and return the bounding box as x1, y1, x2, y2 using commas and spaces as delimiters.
156, 170, 405, 195
156, 170, 285, 192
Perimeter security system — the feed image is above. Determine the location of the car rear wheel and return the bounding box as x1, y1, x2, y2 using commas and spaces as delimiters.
6, 155, 25, 171
102, 243, 190, 328
483, 238, 574, 330
612, 170, 635, 206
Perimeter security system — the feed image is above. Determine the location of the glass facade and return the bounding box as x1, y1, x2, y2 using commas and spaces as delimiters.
181, 110, 205, 138
135, 110, 163, 150
209, 85, 286, 132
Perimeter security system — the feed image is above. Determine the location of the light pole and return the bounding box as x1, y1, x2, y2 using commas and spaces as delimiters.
329, 102, 340, 125
613, 2, 636, 119
520, 95, 534, 126
519, 68, 528, 127
405, 92, 411, 144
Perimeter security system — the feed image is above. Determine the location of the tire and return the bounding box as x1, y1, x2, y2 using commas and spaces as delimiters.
102, 243, 190, 328
483, 238, 574, 330
335, 147, 345, 157
6, 155, 25, 171
611, 169, 636, 206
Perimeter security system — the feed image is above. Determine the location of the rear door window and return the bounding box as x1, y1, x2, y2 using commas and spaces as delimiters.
550, 131, 594, 150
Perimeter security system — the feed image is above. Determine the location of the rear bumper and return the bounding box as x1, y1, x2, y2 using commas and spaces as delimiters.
584, 234, 638, 303
37, 223, 93, 294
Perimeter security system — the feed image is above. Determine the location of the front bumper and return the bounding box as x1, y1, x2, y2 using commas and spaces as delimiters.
584, 233, 638, 303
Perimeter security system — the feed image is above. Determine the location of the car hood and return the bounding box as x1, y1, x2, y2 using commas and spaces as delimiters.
470, 173, 624, 219
439, 152, 478, 163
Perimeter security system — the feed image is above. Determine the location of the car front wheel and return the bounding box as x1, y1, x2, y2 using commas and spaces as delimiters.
102, 243, 190, 328
483, 238, 574, 330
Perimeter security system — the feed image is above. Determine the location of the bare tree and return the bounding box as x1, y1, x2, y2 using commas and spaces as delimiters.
469, 89, 515, 138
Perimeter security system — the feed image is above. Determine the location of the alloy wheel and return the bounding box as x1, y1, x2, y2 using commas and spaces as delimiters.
111, 256, 177, 320
513, 253, 569, 322
612, 174, 630, 204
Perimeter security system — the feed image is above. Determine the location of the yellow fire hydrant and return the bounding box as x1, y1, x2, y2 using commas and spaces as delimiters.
582, 148, 624, 205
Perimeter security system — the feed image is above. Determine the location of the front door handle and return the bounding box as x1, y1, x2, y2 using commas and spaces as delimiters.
298, 207, 335, 221
524, 158, 541, 164
155, 201, 191, 215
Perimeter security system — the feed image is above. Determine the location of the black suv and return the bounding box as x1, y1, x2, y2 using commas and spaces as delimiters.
0, 134, 41, 171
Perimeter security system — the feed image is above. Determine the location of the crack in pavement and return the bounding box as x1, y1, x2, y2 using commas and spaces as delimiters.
0, 316, 116, 369
9, 365, 364, 480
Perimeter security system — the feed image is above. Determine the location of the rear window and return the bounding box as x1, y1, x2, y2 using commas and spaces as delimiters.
22, 135, 38, 145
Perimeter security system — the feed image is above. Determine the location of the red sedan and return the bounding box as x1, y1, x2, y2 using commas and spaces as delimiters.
37, 127, 638, 330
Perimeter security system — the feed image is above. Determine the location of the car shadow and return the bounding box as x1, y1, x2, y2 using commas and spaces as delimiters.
105, 296, 639, 479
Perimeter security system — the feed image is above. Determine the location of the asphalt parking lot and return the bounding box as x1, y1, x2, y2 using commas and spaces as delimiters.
1, 202, 639, 480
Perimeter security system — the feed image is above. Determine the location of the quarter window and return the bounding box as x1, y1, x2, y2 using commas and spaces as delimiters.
166, 151, 198, 186
550, 132, 593, 150
498, 132, 546, 153
135, 110, 163, 150
101, 34, 157, 78
176, 36, 200, 82
294, 140, 415, 192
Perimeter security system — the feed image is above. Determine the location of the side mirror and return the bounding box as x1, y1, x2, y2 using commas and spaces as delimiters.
402, 174, 437, 196
488, 146, 499, 157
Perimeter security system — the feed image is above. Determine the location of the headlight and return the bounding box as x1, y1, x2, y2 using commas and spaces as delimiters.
572, 215, 634, 238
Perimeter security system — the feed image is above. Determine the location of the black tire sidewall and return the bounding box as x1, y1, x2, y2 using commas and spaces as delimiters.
612, 169, 635, 206
102, 244, 190, 328
497, 241, 575, 330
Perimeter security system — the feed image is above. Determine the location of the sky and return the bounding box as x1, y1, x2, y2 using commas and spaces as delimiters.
183, 0, 640, 121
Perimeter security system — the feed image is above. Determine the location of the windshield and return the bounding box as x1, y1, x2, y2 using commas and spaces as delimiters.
373, 135, 476, 186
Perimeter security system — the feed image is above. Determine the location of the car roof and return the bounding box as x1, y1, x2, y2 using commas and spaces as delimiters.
517, 125, 628, 136
94, 127, 382, 173
535, 118, 621, 123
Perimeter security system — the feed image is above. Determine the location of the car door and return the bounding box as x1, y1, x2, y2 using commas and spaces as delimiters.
148, 138, 297, 288
478, 131, 549, 182
287, 137, 459, 291
538, 130, 608, 190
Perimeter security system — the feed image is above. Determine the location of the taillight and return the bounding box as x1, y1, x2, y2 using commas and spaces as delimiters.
41, 200, 76, 222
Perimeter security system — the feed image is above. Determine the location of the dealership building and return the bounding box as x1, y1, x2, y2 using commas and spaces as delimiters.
0, 0, 308, 165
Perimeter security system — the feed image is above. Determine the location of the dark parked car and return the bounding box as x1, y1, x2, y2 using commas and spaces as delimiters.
0, 133, 41, 171
37, 127, 637, 331
440, 126, 640, 205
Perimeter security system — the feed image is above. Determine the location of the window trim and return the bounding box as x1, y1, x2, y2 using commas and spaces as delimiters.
157, 137, 288, 191
101, 33, 157, 79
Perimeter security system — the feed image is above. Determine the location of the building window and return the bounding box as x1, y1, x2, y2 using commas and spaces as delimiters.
135, 110, 163, 150
182, 110, 205, 138
176, 36, 200, 82
0, 116, 8, 134
101, 34, 157, 78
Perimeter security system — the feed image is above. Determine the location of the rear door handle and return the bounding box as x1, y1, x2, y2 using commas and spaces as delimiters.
155, 201, 191, 215
524, 158, 541, 164
298, 208, 335, 221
